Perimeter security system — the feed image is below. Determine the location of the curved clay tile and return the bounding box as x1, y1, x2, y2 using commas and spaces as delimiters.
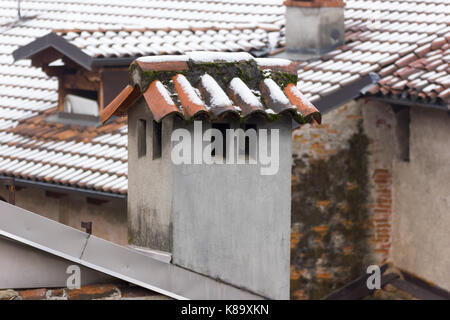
172, 74, 208, 119
198, 73, 237, 118
260, 78, 298, 117
284, 83, 321, 124
143, 80, 181, 122
101, 85, 141, 124
135, 56, 189, 72
227, 77, 266, 117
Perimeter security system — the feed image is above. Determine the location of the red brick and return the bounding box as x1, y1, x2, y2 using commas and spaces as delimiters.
373, 169, 390, 175
66, 284, 119, 300
316, 272, 333, 280
18, 288, 47, 300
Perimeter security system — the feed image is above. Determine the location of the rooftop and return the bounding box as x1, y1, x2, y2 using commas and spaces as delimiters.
102, 52, 320, 125
13, 25, 283, 70
295, 0, 450, 108
0, 0, 449, 196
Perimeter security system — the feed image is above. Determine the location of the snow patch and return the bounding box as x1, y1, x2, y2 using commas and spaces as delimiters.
137, 55, 188, 63
256, 58, 292, 67
263, 78, 290, 105
200, 73, 232, 107
289, 85, 313, 107
229, 77, 262, 107
186, 51, 253, 63
155, 81, 176, 106
175, 74, 204, 106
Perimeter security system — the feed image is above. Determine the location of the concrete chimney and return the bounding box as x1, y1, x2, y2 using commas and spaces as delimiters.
101, 52, 321, 299
284, 0, 345, 57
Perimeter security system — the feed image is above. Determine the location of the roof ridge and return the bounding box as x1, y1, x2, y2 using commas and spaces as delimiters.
50, 22, 280, 35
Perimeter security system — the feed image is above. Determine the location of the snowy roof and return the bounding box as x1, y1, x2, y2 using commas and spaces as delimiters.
1, 0, 450, 196
13, 25, 283, 70
295, 0, 450, 108
0, 0, 285, 195
101, 53, 320, 124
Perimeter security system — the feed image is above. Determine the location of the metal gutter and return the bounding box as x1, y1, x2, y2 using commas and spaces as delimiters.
0, 201, 262, 300
314, 72, 379, 113
292, 72, 379, 130
0, 176, 126, 201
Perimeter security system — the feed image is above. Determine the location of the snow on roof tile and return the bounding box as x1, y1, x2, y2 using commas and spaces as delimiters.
102, 53, 319, 125
296, 0, 450, 108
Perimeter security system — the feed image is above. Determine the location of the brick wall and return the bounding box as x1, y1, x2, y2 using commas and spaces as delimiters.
370, 168, 392, 263
290, 99, 397, 299
362, 100, 398, 265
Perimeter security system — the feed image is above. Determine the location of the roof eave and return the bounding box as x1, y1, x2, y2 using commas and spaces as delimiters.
91, 57, 137, 68
368, 95, 449, 111
314, 72, 380, 113
0, 175, 127, 200
12, 32, 94, 71
292, 72, 379, 130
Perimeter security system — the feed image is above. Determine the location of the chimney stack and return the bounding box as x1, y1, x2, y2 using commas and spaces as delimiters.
102, 52, 320, 299
284, 0, 345, 57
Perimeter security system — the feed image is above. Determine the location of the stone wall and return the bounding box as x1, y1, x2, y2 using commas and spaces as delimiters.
290, 99, 398, 299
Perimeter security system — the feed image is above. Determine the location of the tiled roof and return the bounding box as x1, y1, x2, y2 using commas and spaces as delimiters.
295, 0, 450, 107
1, 109, 129, 194
1, 0, 285, 29
58, 25, 279, 58
0, 0, 285, 194
1, 0, 450, 196
101, 52, 320, 125
13, 25, 283, 69
368, 35, 450, 105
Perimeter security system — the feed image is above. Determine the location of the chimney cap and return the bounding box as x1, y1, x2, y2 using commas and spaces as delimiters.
101, 52, 321, 125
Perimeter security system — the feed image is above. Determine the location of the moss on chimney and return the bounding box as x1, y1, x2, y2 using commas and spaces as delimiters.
129, 58, 298, 94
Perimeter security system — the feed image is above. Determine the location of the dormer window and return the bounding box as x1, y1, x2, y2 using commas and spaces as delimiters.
13, 32, 129, 122
56, 68, 127, 120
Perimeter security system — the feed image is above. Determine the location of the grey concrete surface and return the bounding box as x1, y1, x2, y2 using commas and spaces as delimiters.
128, 101, 293, 299
285, 6, 345, 56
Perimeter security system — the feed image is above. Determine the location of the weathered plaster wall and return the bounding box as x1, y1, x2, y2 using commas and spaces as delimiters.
392, 106, 450, 291
172, 116, 293, 300
127, 98, 174, 251
290, 99, 398, 299
0, 186, 127, 245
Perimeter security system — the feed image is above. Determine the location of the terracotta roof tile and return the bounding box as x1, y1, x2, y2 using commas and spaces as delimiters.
1, 0, 450, 195
102, 53, 316, 125
51, 25, 281, 61
296, 1, 450, 108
